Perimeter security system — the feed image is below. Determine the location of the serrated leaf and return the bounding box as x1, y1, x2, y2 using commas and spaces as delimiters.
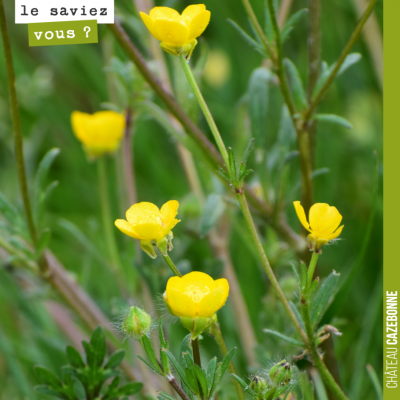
90, 326, 106, 368
142, 335, 163, 374
289, 301, 306, 332
163, 349, 191, 388
263, 329, 304, 347
227, 19, 267, 57
281, 9, 309, 43
219, 347, 236, 381
310, 271, 340, 326
117, 382, 143, 396
105, 349, 125, 369
66, 346, 85, 369
248, 68, 271, 147
284, 58, 308, 111
199, 194, 226, 237
34, 366, 62, 389
312, 114, 352, 129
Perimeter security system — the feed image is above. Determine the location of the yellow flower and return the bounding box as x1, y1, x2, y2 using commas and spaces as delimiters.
71, 111, 125, 159
164, 271, 229, 318
293, 201, 344, 252
140, 4, 211, 57
115, 201, 180, 258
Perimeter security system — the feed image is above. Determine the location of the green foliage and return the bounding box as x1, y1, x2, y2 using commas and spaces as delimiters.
34, 327, 142, 400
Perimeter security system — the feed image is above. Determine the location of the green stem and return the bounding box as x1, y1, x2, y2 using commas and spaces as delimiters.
0, 0, 37, 244
236, 193, 309, 344
97, 157, 123, 272
300, 254, 348, 400
162, 254, 182, 277
209, 323, 245, 400
307, 252, 320, 288
192, 338, 201, 368
179, 54, 230, 169
303, 0, 378, 122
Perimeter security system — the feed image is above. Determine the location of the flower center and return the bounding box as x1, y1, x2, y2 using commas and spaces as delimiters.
183, 285, 210, 303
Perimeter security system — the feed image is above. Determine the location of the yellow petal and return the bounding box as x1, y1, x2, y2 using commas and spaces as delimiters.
154, 18, 189, 46
187, 10, 211, 40
326, 225, 344, 241
71, 111, 91, 144
126, 202, 161, 225
131, 223, 163, 241
91, 111, 125, 145
150, 7, 180, 20
293, 201, 310, 232
214, 278, 229, 308
140, 12, 161, 40
167, 287, 197, 317
197, 287, 225, 317
162, 219, 180, 237
115, 219, 140, 239
167, 276, 186, 293
181, 4, 206, 20
181, 271, 216, 291
309, 203, 342, 235
161, 200, 179, 226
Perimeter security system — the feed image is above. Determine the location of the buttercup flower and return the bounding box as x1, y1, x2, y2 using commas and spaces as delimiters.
139, 4, 211, 58
71, 111, 125, 159
293, 201, 344, 252
163, 271, 229, 338
115, 201, 180, 259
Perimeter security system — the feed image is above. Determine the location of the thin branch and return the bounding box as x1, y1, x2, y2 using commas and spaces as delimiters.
304, 0, 379, 121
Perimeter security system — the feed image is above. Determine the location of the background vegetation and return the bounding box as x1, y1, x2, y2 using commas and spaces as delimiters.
0, 0, 382, 399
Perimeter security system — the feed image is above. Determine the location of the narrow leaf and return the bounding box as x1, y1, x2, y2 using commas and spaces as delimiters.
228, 148, 237, 181
281, 9, 309, 43
289, 301, 306, 332
66, 346, 85, 369
263, 329, 304, 347
90, 326, 106, 368
199, 194, 226, 237
310, 271, 340, 326
117, 382, 143, 396
142, 335, 163, 374
219, 347, 236, 379
34, 366, 62, 389
300, 261, 307, 292
206, 357, 217, 395
163, 349, 192, 388
185, 367, 200, 395
216, 166, 231, 182
137, 355, 161, 375
194, 365, 208, 397
105, 350, 125, 370
284, 58, 308, 111
158, 392, 177, 400
312, 114, 352, 129
242, 138, 255, 167
159, 321, 170, 374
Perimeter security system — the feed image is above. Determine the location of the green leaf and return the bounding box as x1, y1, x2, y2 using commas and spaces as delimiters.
266, 387, 277, 400
163, 349, 191, 388
194, 365, 208, 397
300, 261, 307, 292
228, 148, 237, 181
179, 333, 192, 367
34, 366, 62, 389
82, 341, 95, 369
312, 168, 330, 179
0, 192, 19, 223
158, 392, 177, 400
227, 19, 267, 57
159, 320, 170, 374
117, 382, 143, 396
310, 271, 340, 326
219, 347, 236, 380
36, 228, 51, 257
105, 349, 125, 369
312, 114, 352, 129
307, 279, 320, 296
281, 9, 309, 43
66, 346, 85, 369
284, 58, 308, 111
206, 357, 217, 394
216, 166, 231, 183
338, 53, 362, 75
248, 68, 271, 147
90, 326, 106, 368
242, 138, 255, 167
291, 264, 300, 284
142, 335, 163, 374
185, 367, 200, 395
199, 194, 226, 237
263, 329, 304, 347
34, 385, 66, 399
183, 352, 194, 370
137, 355, 161, 375
231, 374, 257, 396
289, 301, 306, 332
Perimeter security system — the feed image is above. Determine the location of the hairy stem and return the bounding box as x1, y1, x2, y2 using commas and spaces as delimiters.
97, 157, 123, 272
166, 374, 192, 400
304, 0, 379, 121
209, 323, 245, 400
0, 0, 37, 244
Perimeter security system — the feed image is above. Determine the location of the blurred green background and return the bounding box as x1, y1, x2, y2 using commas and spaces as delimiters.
0, 0, 382, 399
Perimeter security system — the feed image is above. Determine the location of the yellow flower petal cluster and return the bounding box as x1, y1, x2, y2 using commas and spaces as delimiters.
293, 201, 344, 251
71, 111, 125, 159
165, 271, 229, 318
115, 201, 180, 258
140, 4, 210, 56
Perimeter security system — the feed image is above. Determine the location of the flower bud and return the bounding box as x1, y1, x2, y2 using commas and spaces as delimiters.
123, 306, 152, 340
250, 376, 268, 395
269, 360, 292, 386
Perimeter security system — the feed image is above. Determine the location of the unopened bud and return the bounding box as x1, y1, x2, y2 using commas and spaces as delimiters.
269, 360, 292, 386
123, 306, 152, 340
250, 376, 268, 394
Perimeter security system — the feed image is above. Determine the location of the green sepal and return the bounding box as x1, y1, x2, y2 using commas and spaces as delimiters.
180, 314, 217, 339
140, 240, 157, 259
